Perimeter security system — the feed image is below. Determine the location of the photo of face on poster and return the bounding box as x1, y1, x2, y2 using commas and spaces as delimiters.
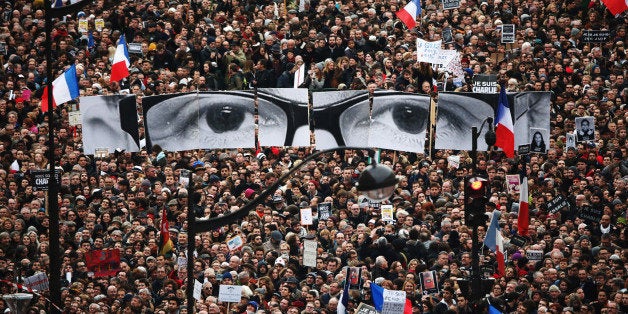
257, 88, 310, 147
529, 128, 548, 153
575, 116, 595, 142
435, 92, 551, 152
80, 95, 140, 154
312, 90, 370, 150
368, 91, 431, 153
142, 92, 256, 151
565, 132, 576, 150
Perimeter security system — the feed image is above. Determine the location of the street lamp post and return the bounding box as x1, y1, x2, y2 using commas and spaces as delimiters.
468, 117, 495, 305
42, 1, 100, 311
186, 148, 397, 313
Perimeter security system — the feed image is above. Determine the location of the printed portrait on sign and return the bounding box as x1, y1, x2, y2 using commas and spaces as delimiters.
80, 95, 140, 154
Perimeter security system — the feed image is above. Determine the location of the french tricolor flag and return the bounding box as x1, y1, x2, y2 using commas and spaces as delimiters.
110, 34, 130, 83
41, 64, 80, 113
484, 210, 505, 277
601, 0, 628, 15
494, 84, 514, 158
517, 176, 529, 237
370, 283, 412, 314
395, 0, 422, 29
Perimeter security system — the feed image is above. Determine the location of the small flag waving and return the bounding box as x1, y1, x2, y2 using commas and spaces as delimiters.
337, 269, 350, 314
9, 160, 20, 173
110, 34, 130, 82
601, 0, 628, 15
494, 84, 514, 158
41, 64, 80, 113
370, 282, 384, 311
484, 210, 505, 277
488, 304, 503, 314
395, 0, 422, 29
517, 176, 529, 236
159, 207, 173, 256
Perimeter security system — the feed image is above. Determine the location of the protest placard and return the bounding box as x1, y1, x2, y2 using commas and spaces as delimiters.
472, 74, 498, 93
303, 239, 317, 267
582, 30, 611, 43
501, 24, 515, 43
546, 195, 570, 214
417, 39, 443, 64
318, 202, 331, 220
382, 289, 406, 314
301, 207, 313, 225
218, 285, 243, 302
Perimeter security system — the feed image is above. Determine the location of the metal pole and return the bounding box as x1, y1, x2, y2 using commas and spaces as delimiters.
469, 126, 481, 305
187, 177, 196, 314
44, 1, 62, 312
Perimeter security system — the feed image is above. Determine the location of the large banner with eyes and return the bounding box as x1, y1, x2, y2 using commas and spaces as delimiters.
81, 95, 141, 154
80, 90, 550, 154
435, 92, 551, 152
142, 91, 257, 151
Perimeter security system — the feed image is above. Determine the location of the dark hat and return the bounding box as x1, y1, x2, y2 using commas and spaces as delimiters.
221, 272, 233, 280
209, 174, 221, 183
271, 230, 283, 241
168, 199, 179, 206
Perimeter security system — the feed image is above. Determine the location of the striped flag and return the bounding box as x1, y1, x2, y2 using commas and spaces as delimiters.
41, 65, 80, 113
517, 177, 529, 236
484, 210, 505, 277
337, 268, 351, 314
159, 207, 173, 256
395, 0, 422, 29
494, 84, 514, 158
110, 34, 130, 82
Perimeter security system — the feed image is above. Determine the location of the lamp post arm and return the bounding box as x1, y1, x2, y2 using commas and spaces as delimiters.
47, 0, 104, 18
192, 147, 373, 233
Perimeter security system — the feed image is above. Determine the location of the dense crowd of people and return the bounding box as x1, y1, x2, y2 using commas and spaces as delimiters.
0, 0, 627, 313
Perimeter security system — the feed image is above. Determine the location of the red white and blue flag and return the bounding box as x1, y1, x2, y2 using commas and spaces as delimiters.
110, 34, 130, 82
484, 210, 505, 277
41, 64, 80, 113
395, 0, 422, 29
494, 84, 514, 158
517, 176, 529, 236
601, 0, 628, 15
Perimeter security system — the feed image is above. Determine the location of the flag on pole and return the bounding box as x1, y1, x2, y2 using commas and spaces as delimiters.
601, 0, 628, 15
9, 160, 20, 173
494, 84, 514, 158
488, 304, 503, 314
370, 282, 384, 311
337, 269, 350, 314
41, 64, 80, 113
159, 207, 173, 256
484, 210, 505, 277
86, 31, 95, 56
517, 176, 529, 236
110, 34, 130, 82
395, 0, 422, 29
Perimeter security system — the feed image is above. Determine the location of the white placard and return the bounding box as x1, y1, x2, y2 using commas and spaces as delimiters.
447, 155, 460, 169
300, 207, 313, 225
302, 239, 318, 267
94, 148, 109, 158
69, 111, 81, 126
78, 19, 88, 33
382, 289, 406, 314
95, 19, 104, 31
194, 280, 203, 301
218, 285, 243, 302
23, 273, 49, 291
416, 39, 443, 64
227, 235, 243, 251
381, 204, 394, 222
177, 257, 187, 269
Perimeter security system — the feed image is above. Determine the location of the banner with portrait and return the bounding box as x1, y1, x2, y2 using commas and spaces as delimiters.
435, 92, 551, 151
312, 90, 370, 150
80, 95, 140, 154
257, 88, 310, 147
142, 91, 257, 151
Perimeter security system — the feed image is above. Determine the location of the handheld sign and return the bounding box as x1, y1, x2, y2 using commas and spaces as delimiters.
218, 285, 243, 303
501, 24, 516, 43
582, 30, 611, 43
546, 195, 570, 214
